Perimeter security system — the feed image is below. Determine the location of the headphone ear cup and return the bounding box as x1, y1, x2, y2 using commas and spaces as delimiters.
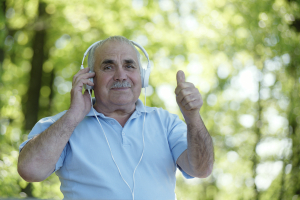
84, 70, 94, 90
140, 67, 145, 88
143, 68, 150, 88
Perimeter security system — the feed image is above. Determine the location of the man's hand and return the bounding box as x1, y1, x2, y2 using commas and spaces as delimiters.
69, 68, 95, 122
175, 70, 203, 124
18, 68, 96, 182
175, 70, 214, 178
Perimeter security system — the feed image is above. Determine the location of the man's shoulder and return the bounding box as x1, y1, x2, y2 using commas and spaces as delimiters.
38, 110, 67, 124
143, 105, 165, 114
144, 106, 181, 120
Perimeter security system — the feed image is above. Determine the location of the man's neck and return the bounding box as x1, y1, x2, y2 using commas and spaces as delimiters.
93, 102, 136, 127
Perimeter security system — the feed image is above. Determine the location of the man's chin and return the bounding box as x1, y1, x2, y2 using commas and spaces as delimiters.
110, 100, 133, 106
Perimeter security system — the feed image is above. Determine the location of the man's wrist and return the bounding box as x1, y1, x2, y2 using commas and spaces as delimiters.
184, 112, 201, 126
65, 109, 85, 128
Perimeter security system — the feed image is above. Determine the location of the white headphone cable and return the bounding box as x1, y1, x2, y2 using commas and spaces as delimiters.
131, 87, 146, 200
87, 89, 146, 200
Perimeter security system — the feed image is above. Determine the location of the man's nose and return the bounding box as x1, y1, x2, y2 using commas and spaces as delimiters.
113, 66, 127, 81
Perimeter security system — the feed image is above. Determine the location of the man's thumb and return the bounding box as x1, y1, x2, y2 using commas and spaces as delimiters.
176, 70, 186, 85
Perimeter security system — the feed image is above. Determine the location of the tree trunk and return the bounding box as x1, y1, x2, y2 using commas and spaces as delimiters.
24, 1, 48, 130
22, 1, 50, 197
252, 83, 262, 200
0, 0, 7, 73
289, 75, 300, 197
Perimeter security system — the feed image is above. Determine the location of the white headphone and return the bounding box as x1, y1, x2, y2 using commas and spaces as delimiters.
80, 40, 151, 89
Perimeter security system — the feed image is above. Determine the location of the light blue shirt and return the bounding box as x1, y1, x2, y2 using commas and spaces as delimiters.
20, 99, 193, 199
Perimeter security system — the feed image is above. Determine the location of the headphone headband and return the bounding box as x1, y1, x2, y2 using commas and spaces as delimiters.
81, 41, 101, 66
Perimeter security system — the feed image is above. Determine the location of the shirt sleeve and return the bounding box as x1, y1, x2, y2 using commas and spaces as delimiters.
164, 110, 194, 179
19, 111, 68, 172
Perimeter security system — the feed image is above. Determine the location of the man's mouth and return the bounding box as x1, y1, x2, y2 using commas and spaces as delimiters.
110, 81, 132, 89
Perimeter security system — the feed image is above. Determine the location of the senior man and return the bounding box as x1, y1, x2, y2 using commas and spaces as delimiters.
18, 36, 214, 200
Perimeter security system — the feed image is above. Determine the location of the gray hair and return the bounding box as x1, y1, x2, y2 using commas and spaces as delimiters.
87, 36, 142, 73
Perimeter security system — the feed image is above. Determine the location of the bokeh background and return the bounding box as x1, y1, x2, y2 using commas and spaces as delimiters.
1, 0, 300, 199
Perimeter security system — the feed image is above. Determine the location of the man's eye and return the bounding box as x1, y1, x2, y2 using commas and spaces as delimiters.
126, 65, 135, 69
103, 66, 112, 70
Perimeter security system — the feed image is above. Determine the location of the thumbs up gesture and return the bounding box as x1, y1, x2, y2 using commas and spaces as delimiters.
175, 70, 203, 123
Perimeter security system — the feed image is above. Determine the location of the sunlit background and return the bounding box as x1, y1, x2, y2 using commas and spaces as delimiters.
1, 0, 300, 199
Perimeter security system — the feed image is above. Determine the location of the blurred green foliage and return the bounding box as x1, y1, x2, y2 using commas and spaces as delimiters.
1, 0, 300, 199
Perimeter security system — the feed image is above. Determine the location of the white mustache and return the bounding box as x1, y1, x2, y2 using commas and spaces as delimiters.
110, 81, 131, 89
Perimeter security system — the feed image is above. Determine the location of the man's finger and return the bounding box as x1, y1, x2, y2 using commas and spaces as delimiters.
176, 70, 186, 85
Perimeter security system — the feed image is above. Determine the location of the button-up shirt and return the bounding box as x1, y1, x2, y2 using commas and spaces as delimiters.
20, 99, 193, 199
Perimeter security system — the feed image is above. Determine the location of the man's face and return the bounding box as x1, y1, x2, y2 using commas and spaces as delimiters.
93, 41, 142, 109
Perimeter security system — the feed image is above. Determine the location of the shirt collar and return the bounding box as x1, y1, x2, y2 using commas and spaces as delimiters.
86, 98, 154, 117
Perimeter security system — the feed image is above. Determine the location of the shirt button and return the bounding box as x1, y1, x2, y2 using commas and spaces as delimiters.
122, 132, 125, 135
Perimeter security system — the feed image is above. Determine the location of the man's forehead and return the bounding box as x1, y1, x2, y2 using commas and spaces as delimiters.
96, 41, 137, 57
